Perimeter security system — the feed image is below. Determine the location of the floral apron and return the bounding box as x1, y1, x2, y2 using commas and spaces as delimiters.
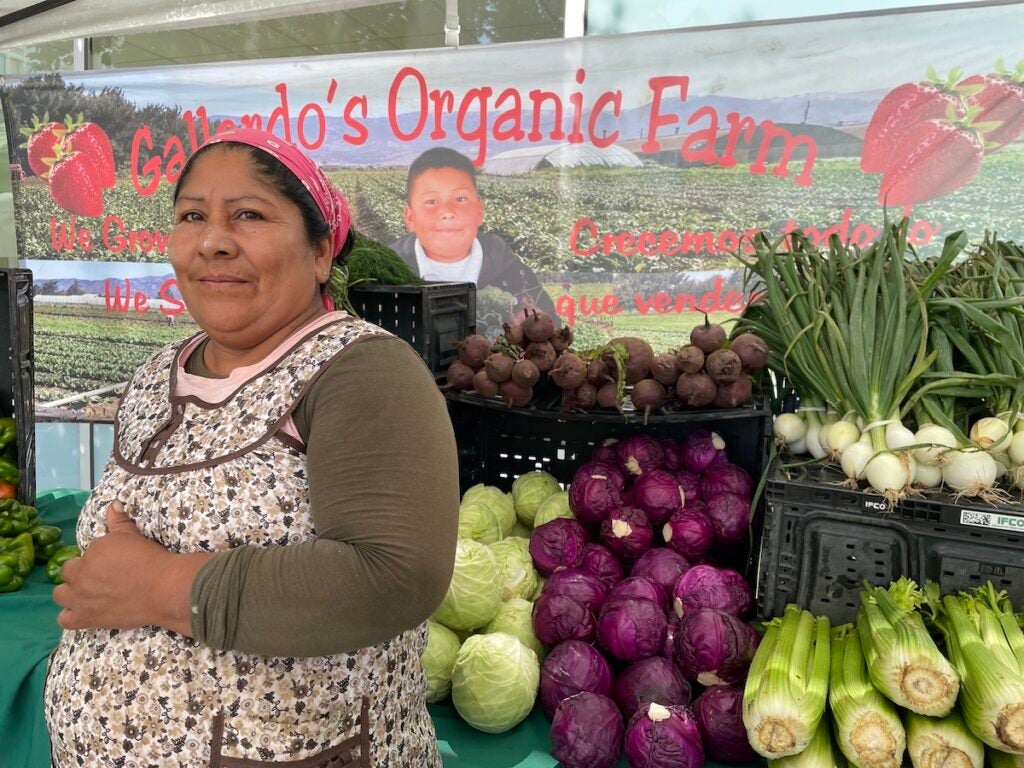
45, 316, 441, 768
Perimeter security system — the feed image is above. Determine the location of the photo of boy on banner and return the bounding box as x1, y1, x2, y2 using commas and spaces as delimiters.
389, 147, 558, 328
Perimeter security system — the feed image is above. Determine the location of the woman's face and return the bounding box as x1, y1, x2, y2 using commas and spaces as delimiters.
169, 147, 332, 351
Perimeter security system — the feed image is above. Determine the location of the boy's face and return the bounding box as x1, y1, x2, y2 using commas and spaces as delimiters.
404, 167, 484, 263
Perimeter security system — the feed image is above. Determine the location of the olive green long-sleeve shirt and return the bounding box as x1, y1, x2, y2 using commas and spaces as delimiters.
186, 334, 460, 657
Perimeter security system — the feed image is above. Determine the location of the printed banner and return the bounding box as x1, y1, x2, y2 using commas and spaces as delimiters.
2, 2, 1023, 418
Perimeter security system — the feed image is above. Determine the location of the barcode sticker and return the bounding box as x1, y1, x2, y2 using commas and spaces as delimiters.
960, 509, 1024, 531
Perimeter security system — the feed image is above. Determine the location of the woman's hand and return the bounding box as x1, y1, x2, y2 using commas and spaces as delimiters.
54, 502, 213, 634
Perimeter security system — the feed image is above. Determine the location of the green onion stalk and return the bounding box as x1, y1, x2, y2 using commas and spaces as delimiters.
767, 717, 847, 768
828, 624, 905, 768
904, 709, 984, 768
857, 578, 959, 717
933, 584, 1024, 753
743, 604, 831, 759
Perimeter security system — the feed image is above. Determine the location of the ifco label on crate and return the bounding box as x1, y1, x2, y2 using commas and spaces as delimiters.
959, 509, 1024, 531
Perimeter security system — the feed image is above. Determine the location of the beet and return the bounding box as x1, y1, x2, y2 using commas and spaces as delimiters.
456, 334, 492, 369
472, 369, 499, 397
587, 359, 612, 386
606, 337, 655, 384
550, 352, 588, 389
631, 379, 666, 422
596, 381, 621, 410
676, 372, 717, 407
676, 345, 705, 374
649, 353, 680, 386
729, 333, 769, 372
483, 352, 515, 383
550, 326, 574, 354
690, 315, 727, 354
525, 341, 557, 373
713, 374, 753, 408
511, 359, 541, 388
705, 349, 742, 384
499, 379, 534, 407
522, 309, 556, 343
446, 360, 476, 390
562, 381, 598, 412
503, 322, 525, 346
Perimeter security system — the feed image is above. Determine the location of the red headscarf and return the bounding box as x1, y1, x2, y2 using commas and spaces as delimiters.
187, 127, 352, 260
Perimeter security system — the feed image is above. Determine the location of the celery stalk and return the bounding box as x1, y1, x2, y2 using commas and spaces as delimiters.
768, 717, 846, 768
829, 624, 905, 768
857, 578, 959, 716
905, 710, 983, 768
744, 604, 831, 758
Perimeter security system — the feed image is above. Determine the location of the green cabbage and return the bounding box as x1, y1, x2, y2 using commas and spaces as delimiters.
488, 537, 540, 602
432, 539, 503, 631
462, 484, 516, 537
423, 620, 461, 703
484, 597, 546, 662
511, 470, 561, 528
451, 631, 540, 733
457, 499, 503, 544
532, 490, 573, 528
510, 521, 533, 539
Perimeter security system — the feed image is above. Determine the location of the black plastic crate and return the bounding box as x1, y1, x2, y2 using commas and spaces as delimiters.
348, 282, 475, 379
756, 462, 1024, 625
0, 269, 34, 505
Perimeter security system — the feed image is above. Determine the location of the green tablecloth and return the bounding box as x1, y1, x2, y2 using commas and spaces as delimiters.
2, 490, 756, 768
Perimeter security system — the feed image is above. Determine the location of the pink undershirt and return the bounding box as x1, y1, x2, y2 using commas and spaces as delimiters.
174, 311, 349, 446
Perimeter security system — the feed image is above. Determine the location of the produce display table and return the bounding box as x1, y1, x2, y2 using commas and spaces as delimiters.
0, 490, 757, 768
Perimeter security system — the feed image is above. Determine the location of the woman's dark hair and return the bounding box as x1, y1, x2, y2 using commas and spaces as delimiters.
174, 142, 352, 266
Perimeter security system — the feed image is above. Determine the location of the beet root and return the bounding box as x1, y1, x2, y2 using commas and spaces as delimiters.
675, 371, 717, 407
690, 315, 727, 354
472, 369, 499, 397
705, 348, 743, 383
499, 379, 534, 407
524, 341, 557, 373
606, 336, 655, 384
676, 345, 705, 374
484, 352, 515, 383
511, 359, 541, 388
586, 359, 612, 386
456, 334, 492, 369
550, 326, 574, 354
631, 378, 666, 422
596, 381, 622, 411
502, 322, 525, 347
730, 332, 769, 372
549, 352, 588, 389
650, 353, 681, 386
713, 374, 753, 407
561, 381, 598, 412
522, 309, 556, 343
446, 360, 476, 391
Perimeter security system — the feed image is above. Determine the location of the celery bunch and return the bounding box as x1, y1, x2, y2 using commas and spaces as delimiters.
905, 710, 983, 768
768, 717, 847, 768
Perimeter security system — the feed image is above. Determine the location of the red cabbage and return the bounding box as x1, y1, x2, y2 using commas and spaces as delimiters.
660, 437, 683, 471
662, 510, 715, 559
550, 692, 624, 768
632, 469, 685, 525
692, 685, 759, 763
664, 618, 680, 659
543, 568, 610, 614
683, 498, 707, 516
597, 597, 668, 662
613, 656, 692, 721
572, 461, 626, 489
624, 703, 704, 768
540, 639, 614, 719
680, 428, 727, 473
629, 548, 691, 597
700, 464, 754, 499
704, 493, 751, 543
578, 543, 626, 589
673, 608, 759, 685
608, 576, 669, 613
569, 473, 625, 525
672, 565, 752, 619
592, 438, 620, 466
616, 434, 666, 476
673, 469, 702, 502
530, 518, 589, 575
599, 506, 654, 560
533, 592, 596, 646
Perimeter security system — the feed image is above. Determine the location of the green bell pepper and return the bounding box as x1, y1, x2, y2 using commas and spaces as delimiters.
0, 562, 23, 592
0, 457, 19, 485
29, 524, 64, 563
0, 417, 15, 449
0, 532, 34, 577
0, 500, 38, 536
46, 545, 81, 585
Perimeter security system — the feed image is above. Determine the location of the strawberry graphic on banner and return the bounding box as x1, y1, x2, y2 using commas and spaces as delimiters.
19, 114, 65, 178
47, 143, 105, 217
62, 117, 116, 189
958, 61, 1024, 151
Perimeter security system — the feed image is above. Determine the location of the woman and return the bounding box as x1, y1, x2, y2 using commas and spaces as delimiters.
45, 128, 460, 767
